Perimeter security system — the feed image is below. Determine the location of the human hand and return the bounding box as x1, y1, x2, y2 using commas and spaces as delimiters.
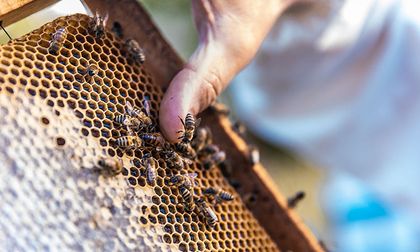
159, 0, 298, 142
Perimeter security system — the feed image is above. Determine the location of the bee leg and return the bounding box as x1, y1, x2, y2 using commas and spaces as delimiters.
178, 116, 185, 127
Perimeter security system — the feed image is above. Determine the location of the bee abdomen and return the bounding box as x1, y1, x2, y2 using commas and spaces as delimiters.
116, 136, 130, 147
114, 114, 127, 124
146, 167, 156, 185
48, 42, 60, 53
179, 187, 194, 212
220, 191, 234, 201
205, 207, 218, 227
134, 49, 146, 64
184, 113, 195, 129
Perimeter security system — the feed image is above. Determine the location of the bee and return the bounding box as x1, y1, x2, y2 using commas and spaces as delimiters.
191, 127, 212, 151
49, 27, 67, 54
125, 39, 146, 64
140, 133, 168, 149
115, 135, 142, 150
113, 113, 141, 132
143, 153, 157, 185
177, 113, 201, 143
287, 191, 306, 208
124, 116, 142, 132
179, 186, 195, 212
170, 173, 197, 189
195, 197, 218, 228
111, 21, 123, 38
175, 141, 196, 159
126, 100, 153, 130
84, 64, 98, 83
90, 11, 108, 39
203, 187, 234, 204
202, 151, 226, 171
198, 144, 219, 157
248, 145, 260, 165
162, 150, 191, 170
98, 157, 123, 175
232, 121, 247, 138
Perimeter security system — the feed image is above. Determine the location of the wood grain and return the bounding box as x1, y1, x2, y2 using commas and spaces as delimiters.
0, 0, 57, 26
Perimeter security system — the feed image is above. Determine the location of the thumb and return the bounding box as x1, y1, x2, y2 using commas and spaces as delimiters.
159, 43, 233, 143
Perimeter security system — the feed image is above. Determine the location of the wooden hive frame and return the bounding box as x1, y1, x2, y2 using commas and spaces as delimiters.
0, 0, 324, 251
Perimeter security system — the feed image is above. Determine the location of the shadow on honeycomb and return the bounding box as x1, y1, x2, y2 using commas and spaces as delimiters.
0, 14, 279, 251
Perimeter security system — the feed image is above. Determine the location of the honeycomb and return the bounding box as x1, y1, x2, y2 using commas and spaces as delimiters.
0, 14, 279, 251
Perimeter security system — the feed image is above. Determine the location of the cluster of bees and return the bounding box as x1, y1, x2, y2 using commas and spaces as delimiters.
107, 99, 233, 227
47, 12, 234, 228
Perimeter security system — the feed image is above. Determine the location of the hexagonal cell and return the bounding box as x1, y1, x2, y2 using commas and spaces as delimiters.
0, 13, 281, 252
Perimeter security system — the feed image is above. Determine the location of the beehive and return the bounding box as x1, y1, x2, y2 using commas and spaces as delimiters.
0, 14, 282, 251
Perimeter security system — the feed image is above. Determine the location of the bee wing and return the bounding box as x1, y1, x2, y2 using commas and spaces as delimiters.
186, 173, 199, 186
123, 117, 130, 125
143, 97, 151, 116
103, 13, 109, 26
178, 116, 185, 127
125, 101, 134, 115
195, 118, 202, 127
127, 127, 136, 136
183, 158, 193, 165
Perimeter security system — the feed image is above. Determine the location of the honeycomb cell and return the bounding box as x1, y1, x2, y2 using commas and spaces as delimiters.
0, 14, 279, 252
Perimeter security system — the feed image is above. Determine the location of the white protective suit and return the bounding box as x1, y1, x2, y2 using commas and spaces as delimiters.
232, 0, 420, 224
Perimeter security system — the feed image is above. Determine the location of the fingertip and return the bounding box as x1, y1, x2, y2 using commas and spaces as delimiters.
159, 94, 183, 143
159, 70, 193, 143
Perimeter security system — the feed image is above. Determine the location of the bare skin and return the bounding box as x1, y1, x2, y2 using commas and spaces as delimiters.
159, 0, 302, 143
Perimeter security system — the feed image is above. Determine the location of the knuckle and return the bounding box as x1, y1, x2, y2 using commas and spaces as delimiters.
201, 70, 223, 106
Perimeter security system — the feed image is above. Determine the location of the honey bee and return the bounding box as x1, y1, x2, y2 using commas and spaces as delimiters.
287, 191, 306, 209
179, 186, 195, 212
113, 113, 141, 132
248, 145, 260, 165
232, 121, 247, 138
202, 151, 226, 171
90, 11, 108, 39
143, 153, 157, 185
191, 127, 212, 151
98, 157, 123, 175
162, 150, 191, 170
198, 144, 219, 157
177, 113, 201, 143
84, 64, 98, 83
111, 21, 123, 38
170, 173, 198, 189
175, 141, 196, 159
195, 197, 218, 228
203, 187, 234, 204
125, 39, 146, 64
124, 116, 142, 132
115, 135, 142, 150
140, 133, 168, 149
49, 27, 67, 54
126, 100, 153, 130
